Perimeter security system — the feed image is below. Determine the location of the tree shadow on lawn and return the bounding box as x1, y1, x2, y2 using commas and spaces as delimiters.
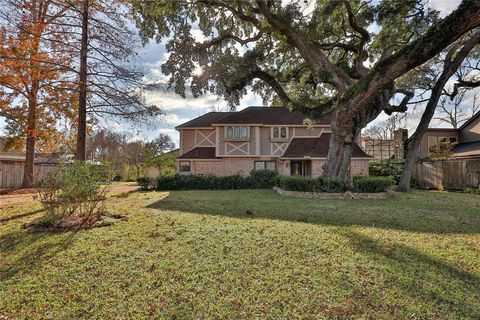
0, 228, 76, 281
339, 230, 480, 318
0, 209, 43, 224
146, 190, 480, 234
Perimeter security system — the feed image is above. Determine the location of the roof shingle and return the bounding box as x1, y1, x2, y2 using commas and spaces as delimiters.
178, 147, 217, 159
212, 107, 331, 125
281, 134, 372, 158
176, 112, 233, 129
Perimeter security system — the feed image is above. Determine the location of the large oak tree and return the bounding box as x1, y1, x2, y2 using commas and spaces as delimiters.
132, 0, 480, 184
0, 0, 75, 187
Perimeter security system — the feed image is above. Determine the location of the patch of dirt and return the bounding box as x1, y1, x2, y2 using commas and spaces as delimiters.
0, 184, 140, 205
0, 195, 34, 205
0, 188, 38, 195
24, 212, 127, 233
105, 185, 140, 193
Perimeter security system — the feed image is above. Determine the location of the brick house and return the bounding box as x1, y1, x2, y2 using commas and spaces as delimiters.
175, 107, 372, 177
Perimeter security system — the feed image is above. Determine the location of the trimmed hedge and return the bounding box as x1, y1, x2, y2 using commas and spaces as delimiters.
250, 170, 279, 188
317, 176, 345, 193
157, 174, 254, 190
156, 173, 392, 193
275, 176, 317, 192
157, 170, 280, 191
352, 176, 394, 193
274, 176, 346, 193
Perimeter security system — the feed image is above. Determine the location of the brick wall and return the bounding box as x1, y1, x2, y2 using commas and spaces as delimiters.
188, 158, 371, 177
311, 160, 325, 177
192, 158, 256, 176
351, 159, 370, 176
311, 159, 370, 177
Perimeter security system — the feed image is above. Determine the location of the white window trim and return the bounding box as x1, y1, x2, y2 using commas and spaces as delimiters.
271, 126, 289, 141
254, 160, 277, 171
224, 126, 250, 140
179, 160, 192, 173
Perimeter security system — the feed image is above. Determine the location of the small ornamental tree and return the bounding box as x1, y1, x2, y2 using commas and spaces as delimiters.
36, 162, 114, 224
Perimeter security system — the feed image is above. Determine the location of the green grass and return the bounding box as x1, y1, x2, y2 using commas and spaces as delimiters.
1, 189, 479, 319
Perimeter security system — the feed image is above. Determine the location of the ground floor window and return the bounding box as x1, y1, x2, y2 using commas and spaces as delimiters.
254, 161, 276, 171
179, 161, 191, 172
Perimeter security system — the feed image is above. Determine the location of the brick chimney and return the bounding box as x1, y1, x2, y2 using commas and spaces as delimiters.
393, 129, 408, 159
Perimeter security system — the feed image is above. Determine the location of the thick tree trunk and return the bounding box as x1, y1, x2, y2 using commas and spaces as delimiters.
22, 97, 37, 188
76, 0, 89, 161
322, 109, 360, 186
323, 92, 391, 186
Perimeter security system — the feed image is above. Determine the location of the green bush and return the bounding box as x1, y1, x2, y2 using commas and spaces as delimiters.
250, 170, 278, 188
35, 162, 114, 218
137, 177, 155, 190
156, 174, 253, 190
463, 187, 480, 195
368, 158, 404, 184
352, 176, 394, 193
317, 176, 345, 193
275, 176, 317, 192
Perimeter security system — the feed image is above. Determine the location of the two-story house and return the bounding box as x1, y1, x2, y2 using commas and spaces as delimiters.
175, 107, 372, 177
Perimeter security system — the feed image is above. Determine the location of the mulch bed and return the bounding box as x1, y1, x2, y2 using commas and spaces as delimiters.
24, 212, 127, 233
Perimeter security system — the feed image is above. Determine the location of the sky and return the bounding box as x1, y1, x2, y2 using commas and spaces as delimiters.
0, 0, 471, 147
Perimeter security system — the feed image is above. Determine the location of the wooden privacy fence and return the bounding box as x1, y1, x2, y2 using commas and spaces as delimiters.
412, 158, 480, 190
0, 162, 58, 189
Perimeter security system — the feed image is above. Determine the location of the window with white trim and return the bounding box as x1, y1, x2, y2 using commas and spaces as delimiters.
254, 161, 276, 171
179, 161, 191, 172
225, 126, 249, 139
272, 126, 288, 139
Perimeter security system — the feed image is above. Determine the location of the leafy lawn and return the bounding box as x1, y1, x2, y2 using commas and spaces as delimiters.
1, 189, 479, 319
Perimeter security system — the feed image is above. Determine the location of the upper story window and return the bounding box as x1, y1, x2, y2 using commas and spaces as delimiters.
225, 126, 249, 139
428, 136, 458, 153
272, 126, 288, 140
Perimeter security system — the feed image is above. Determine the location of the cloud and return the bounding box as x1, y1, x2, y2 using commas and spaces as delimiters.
160, 114, 191, 126
426, 0, 461, 17
191, 28, 207, 42
158, 128, 176, 134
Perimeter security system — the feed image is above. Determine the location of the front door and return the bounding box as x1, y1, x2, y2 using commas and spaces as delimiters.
290, 161, 303, 176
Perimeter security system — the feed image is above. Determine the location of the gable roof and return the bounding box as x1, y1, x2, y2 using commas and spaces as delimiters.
212, 107, 332, 126
459, 110, 480, 131
176, 112, 234, 129
282, 134, 372, 158
176, 107, 332, 129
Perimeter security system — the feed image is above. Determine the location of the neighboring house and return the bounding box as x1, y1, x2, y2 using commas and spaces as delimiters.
0, 138, 26, 163
0, 138, 62, 189
0, 138, 26, 189
175, 107, 372, 177
416, 110, 480, 159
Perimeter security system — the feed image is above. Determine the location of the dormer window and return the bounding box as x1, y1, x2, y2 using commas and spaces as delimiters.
272, 126, 288, 140
225, 126, 249, 140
